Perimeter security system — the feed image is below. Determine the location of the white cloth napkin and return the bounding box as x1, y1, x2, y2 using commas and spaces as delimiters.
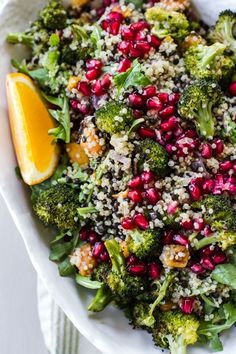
37, 279, 102, 354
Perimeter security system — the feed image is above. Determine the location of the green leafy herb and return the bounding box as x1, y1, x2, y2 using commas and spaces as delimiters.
128, 118, 144, 136
11, 59, 49, 87
114, 59, 151, 94
212, 264, 236, 289
125, 0, 144, 8
49, 241, 74, 262
46, 95, 70, 143
58, 257, 75, 276
73, 25, 88, 42
76, 274, 102, 289
91, 24, 102, 57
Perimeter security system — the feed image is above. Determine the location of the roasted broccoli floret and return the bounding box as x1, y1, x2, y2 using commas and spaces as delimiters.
88, 284, 114, 312
126, 229, 160, 259
193, 195, 236, 231
208, 10, 236, 60
138, 139, 168, 176
104, 239, 147, 298
92, 263, 111, 283
152, 311, 200, 354
178, 79, 222, 138
146, 7, 190, 40
184, 42, 235, 81
34, 184, 81, 230
40, 0, 67, 30
96, 101, 134, 135
129, 302, 152, 329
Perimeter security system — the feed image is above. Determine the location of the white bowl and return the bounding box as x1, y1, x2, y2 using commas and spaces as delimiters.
0, 1, 235, 353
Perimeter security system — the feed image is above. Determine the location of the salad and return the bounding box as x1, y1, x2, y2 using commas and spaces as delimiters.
6, 0, 236, 353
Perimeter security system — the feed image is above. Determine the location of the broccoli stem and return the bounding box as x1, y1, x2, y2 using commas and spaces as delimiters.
200, 43, 226, 68
194, 235, 218, 250
77, 206, 98, 218
197, 103, 215, 138
88, 284, 113, 312
7, 33, 33, 47
105, 239, 125, 273
168, 334, 187, 354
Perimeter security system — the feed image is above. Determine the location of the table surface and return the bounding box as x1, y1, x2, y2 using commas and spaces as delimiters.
0, 194, 48, 354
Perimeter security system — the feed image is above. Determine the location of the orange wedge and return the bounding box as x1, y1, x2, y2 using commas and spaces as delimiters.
6, 73, 60, 185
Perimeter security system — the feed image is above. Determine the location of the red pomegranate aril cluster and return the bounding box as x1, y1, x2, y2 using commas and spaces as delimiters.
92, 241, 110, 262
181, 219, 194, 230
190, 263, 205, 274
118, 58, 132, 73
78, 81, 91, 96
92, 74, 111, 96
79, 228, 101, 245
141, 170, 155, 184
133, 213, 149, 229
180, 297, 195, 314
101, 11, 124, 35
129, 93, 144, 108
228, 81, 236, 96
121, 217, 136, 230
200, 256, 215, 271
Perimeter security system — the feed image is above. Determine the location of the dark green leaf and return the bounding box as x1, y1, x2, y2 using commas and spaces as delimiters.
128, 117, 144, 136
11, 59, 49, 87
114, 59, 151, 94
91, 24, 102, 57
212, 264, 236, 289
209, 335, 223, 352
125, 0, 144, 8
58, 257, 75, 276
75, 274, 102, 289
49, 242, 73, 261
48, 96, 71, 143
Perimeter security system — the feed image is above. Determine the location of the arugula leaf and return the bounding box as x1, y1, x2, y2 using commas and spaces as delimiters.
125, 0, 144, 8
11, 59, 49, 87
49, 241, 74, 262
48, 96, 71, 143
198, 303, 236, 347
91, 24, 102, 57
212, 264, 236, 289
128, 117, 144, 136
76, 274, 102, 289
73, 25, 88, 42
58, 257, 75, 276
114, 59, 151, 94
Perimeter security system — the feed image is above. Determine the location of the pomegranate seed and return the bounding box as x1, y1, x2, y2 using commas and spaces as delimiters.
130, 21, 149, 32
79, 227, 89, 241
141, 170, 155, 183
213, 173, 225, 194
128, 263, 146, 276
229, 81, 236, 96
89, 231, 101, 245
181, 219, 194, 230
103, 0, 111, 6
129, 93, 144, 108
133, 109, 143, 118
138, 126, 156, 139
201, 143, 212, 159
77, 103, 90, 115
86, 69, 101, 81
78, 81, 91, 96
101, 19, 110, 31
159, 106, 175, 118
168, 93, 180, 105
118, 58, 131, 72
194, 218, 205, 231
110, 21, 120, 35
145, 188, 160, 205
127, 255, 139, 266
143, 86, 156, 98
135, 41, 151, 55
121, 27, 134, 41
121, 217, 136, 230
117, 41, 131, 55
201, 246, 216, 256
201, 256, 215, 271
212, 252, 227, 264
128, 189, 143, 203
107, 11, 124, 22
148, 263, 161, 280
129, 46, 142, 58
86, 59, 102, 70
158, 92, 169, 103
173, 124, 184, 137
92, 81, 103, 96
128, 176, 142, 188
167, 201, 178, 214
100, 74, 111, 89
135, 31, 147, 41
180, 297, 195, 314
133, 213, 149, 230
100, 251, 110, 262
70, 99, 79, 111
203, 225, 213, 237
147, 97, 163, 111
189, 184, 202, 201
163, 131, 173, 142
92, 242, 105, 258
191, 263, 205, 274
228, 184, 236, 194
160, 116, 177, 132
220, 160, 232, 172
173, 234, 189, 246
202, 179, 215, 194
163, 230, 174, 245
214, 139, 224, 155
147, 34, 161, 49
165, 144, 175, 154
